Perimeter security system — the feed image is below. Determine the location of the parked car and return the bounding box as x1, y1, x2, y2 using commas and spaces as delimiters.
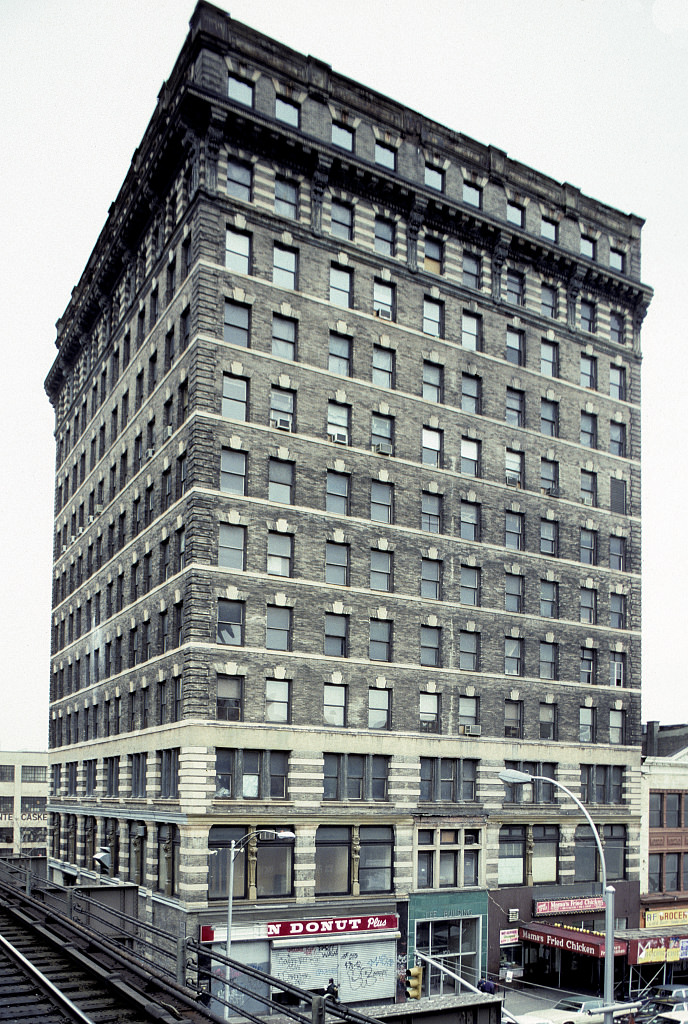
519, 996, 633, 1024
637, 1002, 688, 1024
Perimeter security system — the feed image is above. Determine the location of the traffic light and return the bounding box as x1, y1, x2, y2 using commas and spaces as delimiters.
406, 964, 423, 1000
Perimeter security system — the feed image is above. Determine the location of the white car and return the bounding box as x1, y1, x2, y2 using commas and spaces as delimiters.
519, 997, 632, 1024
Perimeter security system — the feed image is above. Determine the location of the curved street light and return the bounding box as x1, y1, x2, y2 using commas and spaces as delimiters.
224, 829, 296, 1019
498, 770, 615, 1024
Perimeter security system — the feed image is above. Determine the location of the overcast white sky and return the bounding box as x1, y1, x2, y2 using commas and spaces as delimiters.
1, 0, 686, 750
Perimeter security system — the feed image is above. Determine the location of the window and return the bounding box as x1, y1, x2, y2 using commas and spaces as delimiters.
505, 511, 524, 550
266, 606, 291, 651
213, 750, 289, 803
579, 706, 596, 743
315, 826, 351, 895
456, 697, 478, 736
580, 587, 597, 624
374, 216, 395, 256
330, 200, 352, 239
220, 449, 246, 494
459, 631, 479, 671
217, 674, 242, 721
610, 536, 626, 571
272, 315, 296, 359
105, 756, 119, 797
541, 283, 557, 318
219, 524, 245, 570
540, 399, 558, 437
506, 328, 525, 365
425, 164, 444, 191
580, 528, 597, 565
541, 459, 559, 496
227, 74, 253, 106
270, 387, 295, 431
580, 648, 596, 686
420, 625, 441, 666
463, 181, 481, 206
224, 300, 250, 346
222, 375, 248, 419
423, 361, 442, 402
370, 549, 392, 591
372, 345, 394, 388
368, 688, 390, 729
504, 641, 523, 678
324, 613, 348, 657
609, 709, 626, 745
463, 253, 481, 289
540, 580, 558, 618
462, 312, 481, 350
424, 237, 443, 274
326, 471, 349, 514
581, 235, 596, 260
371, 480, 393, 523
266, 677, 290, 721
275, 178, 298, 219
610, 365, 626, 400
507, 201, 524, 227
581, 764, 623, 805
330, 265, 352, 307
421, 491, 441, 533
273, 245, 297, 289
581, 412, 597, 448
649, 793, 664, 829
461, 438, 480, 476
504, 699, 523, 738
506, 270, 525, 306
218, 599, 244, 646
610, 477, 627, 514
610, 593, 626, 629
460, 565, 479, 606
581, 470, 597, 506
370, 619, 392, 661
540, 703, 557, 740
131, 753, 147, 798
327, 401, 350, 444
420, 758, 477, 802
375, 140, 396, 169
271, 90, 299, 124
610, 422, 626, 457
541, 340, 559, 377
506, 388, 525, 427
268, 459, 293, 503
505, 573, 524, 612
422, 427, 442, 467
422, 558, 441, 600
540, 641, 557, 680
423, 298, 443, 337
332, 121, 354, 150
267, 532, 293, 577
323, 755, 388, 804
461, 373, 481, 414
225, 229, 250, 273
503, 762, 556, 804
323, 684, 347, 726
371, 414, 393, 453
460, 501, 480, 541
373, 281, 395, 320
326, 541, 349, 585
227, 158, 251, 201
610, 312, 625, 345
581, 354, 597, 389
541, 216, 558, 241
420, 692, 441, 733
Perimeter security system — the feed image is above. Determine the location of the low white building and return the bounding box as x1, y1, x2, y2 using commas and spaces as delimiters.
0, 751, 49, 856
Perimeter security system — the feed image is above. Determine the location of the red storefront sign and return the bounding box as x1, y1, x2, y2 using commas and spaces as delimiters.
266, 915, 398, 937
534, 897, 606, 916
520, 924, 627, 959
627, 936, 688, 965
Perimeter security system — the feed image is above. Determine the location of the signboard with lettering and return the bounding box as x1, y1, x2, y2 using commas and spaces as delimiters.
267, 915, 398, 938
534, 897, 606, 916
628, 936, 686, 965
645, 907, 688, 928
500, 929, 519, 945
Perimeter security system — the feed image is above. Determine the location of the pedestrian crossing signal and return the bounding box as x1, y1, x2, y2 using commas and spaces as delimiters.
406, 965, 422, 1000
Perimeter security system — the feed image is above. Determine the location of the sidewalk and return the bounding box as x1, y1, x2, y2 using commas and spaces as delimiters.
499, 983, 565, 1019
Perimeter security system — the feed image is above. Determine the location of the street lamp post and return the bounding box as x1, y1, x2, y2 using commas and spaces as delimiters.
223, 829, 295, 1020
498, 770, 615, 1024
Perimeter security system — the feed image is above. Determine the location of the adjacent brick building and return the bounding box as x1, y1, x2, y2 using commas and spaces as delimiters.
45, 2, 651, 1002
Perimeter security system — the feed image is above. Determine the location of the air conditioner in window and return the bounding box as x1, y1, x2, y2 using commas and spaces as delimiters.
61, 544, 67, 553
373, 442, 393, 455
271, 417, 292, 431
88, 515, 96, 525
145, 448, 155, 459
508, 909, 519, 923
581, 495, 594, 506
166, 425, 174, 438
505, 473, 521, 487
70, 535, 76, 544
465, 724, 482, 736
78, 526, 84, 535
328, 431, 348, 444
94, 504, 103, 515
542, 486, 559, 497
375, 307, 393, 320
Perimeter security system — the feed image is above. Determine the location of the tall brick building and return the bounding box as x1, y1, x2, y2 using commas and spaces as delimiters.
45, 2, 651, 1002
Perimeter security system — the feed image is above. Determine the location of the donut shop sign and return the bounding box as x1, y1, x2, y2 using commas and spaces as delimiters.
267, 915, 397, 937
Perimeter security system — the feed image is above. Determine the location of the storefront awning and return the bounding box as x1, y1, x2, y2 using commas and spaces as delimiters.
520, 923, 627, 959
